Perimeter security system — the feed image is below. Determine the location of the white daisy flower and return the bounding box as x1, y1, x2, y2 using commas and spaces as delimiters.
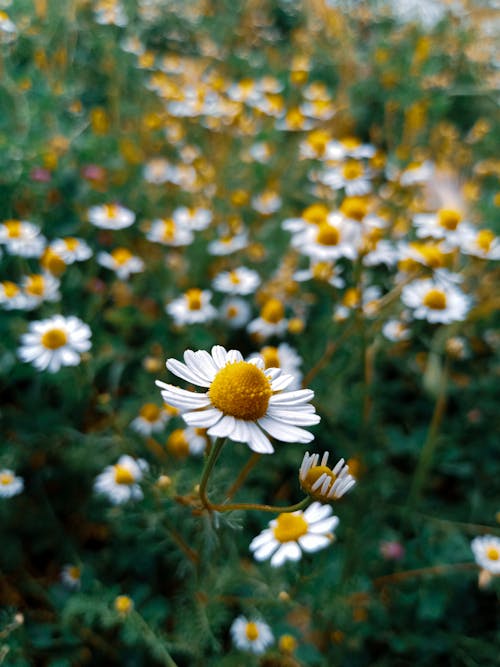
251, 191, 282, 215
300, 99, 336, 121
460, 228, 500, 260
166, 289, 217, 326
249, 502, 338, 566
208, 231, 248, 256
97, 248, 145, 280
60, 564, 82, 590
247, 298, 289, 340
212, 267, 261, 295
0, 219, 46, 258
293, 260, 345, 289
18, 315, 92, 373
22, 273, 60, 310
470, 535, 500, 575
94, 2, 128, 27
362, 240, 399, 267
282, 203, 331, 234
275, 108, 315, 132
0, 281, 28, 310
166, 427, 207, 457
94, 455, 148, 505
0, 469, 24, 498
382, 319, 412, 342
87, 203, 135, 230
130, 403, 170, 436
49, 238, 92, 264
146, 218, 194, 247
155, 345, 320, 454
172, 206, 212, 231
247, 141, 272, 164
219, 297, 252, 328
290, 215, 362, 262
143, 158, 174, 184
413, 208, 472, 248
401, 278, 471, 324
317, 161, 373, 196
230, 616, 274, 655
0, 10, 16, 43
325, 137, 375, 161
399, 160, 434, 186
248, 343, 303, 391
299, 452, 356, 502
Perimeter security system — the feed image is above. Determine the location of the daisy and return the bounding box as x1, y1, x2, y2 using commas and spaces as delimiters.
230, 616, 274, 655
0, 469, 24, 498
219, 297, 252, 328
97, 248, 145, 279
166, 427, 207, 457
207, 231, 248, 256
146, 218, 194, 247
325, 137, 376, 161
0, 10, 17, 43
413, 208, 472, 247
299, 452, 356, 502
460, 228, 500, 260
22, 273, 61, 310
94, 455, 148, 505
293, 260, 345, 289
0, 219, 46, 258
248, 141, 273, 164
130, 403, 169, 436
318, 160, 373, 196
282, 203, 330, 233
399, 160, 434, 186
87, 203, 135, 230
382, 319, 412, 342
212, 267, 261, 295
275, 108, 314, 132
60, 564, 82, 590
471, 535, 500, 575
401, 278, 471, 324
18, 315, 92, 373
249, 502, 338, 566
248, 343, 303, 391
299, 129, 332, 160
155, 345, 320, 454
172, 206, 212, 231
300, 98, 336, 121
166, 289, 217, 326
49, 237, 92, 264
143, 158, 174, 184
0, 281, 28, 310
251, 191, 282, 215
247, 298, 288, 340
290, 216, 362, 262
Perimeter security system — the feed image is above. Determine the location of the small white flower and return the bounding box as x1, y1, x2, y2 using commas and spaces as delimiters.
293, 260, 345, 289
49, 238, 92, 264
60, 564, 82, 590
212, 267, 261, 295
219, 297, 251, 328
399, 161, 434, 186
22, 273, 61, 310
18, 315, 91, 373
413, 208, 472, 248
94, 455, 148, 505
460, 228, 500, 260
97, 248, 145, 279
382, 319, 411, 342
247, 298, 288, 340
401, 278, 471, 324
88, 203, 135, 230
471, 535, 500, 575
172, 206, 212, 231
290, 215, 362, 262
0, 281, 28, 310
146, 218, 194, 247
166, 427, 207, 457
0, 219, 46, 258
156, 345, 320, 454
166, 289, 217, 326
130, 403, 170, 436
251, 191, 282, 215
0, 469, 24, 498
325, 138, 375, 161
317, 161, 373, 196
230, 616, 274, 655
299, 452, 356, 502
250, 502, 339, 566
143, 158, 174, 184
208, 231, 248, 256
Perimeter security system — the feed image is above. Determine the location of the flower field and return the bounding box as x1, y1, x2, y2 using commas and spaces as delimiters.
1, 1, 499, 665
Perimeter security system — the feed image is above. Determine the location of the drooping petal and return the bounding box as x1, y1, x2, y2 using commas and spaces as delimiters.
258, 416, 314, 443
298, 533, 332, 552
246, 422, 274, 453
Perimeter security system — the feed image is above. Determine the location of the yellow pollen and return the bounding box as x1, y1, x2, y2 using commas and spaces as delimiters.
41, 328, 67, 350
311, 262, 334, 281
185, 288, 203, 311
302, 203, 329, 225
208, 361, 272, 421
438, 208, 462, 230
64, 237, 80, 251
2, 281, 19, 298
245, 622, 259, 641
0, 473, 14, 485
486, 547, 499, 561
5, 220, 22, 238
340, 197, 368, 221
104, 204, 118, 218
343, 288, 360, 308
341, 136, 361, 149
166, 429, 190, 457
307, 129, 330, 154
286, 108, 305, 129
139, 403, 162, 422
41, 249, 66, 275
301, 465, 335, 497
261, 298, 285, 324
67, 566, 81, 580
410, 242, 448, 268
273, 512, 309, 543
114, 465, 135, 485
476, 230, 494, 252
229, 271, 241, 284
423, 288, 447, 310
25, 275, 45, 296
316, 223, 340, 246
261, 346, 280, 369
162, 219, 176, 242
226, 305, 239, 318
195, 427, 206, 437
342, 161, 363, 180
111, 248, 133, 265
239, 78, 255, 93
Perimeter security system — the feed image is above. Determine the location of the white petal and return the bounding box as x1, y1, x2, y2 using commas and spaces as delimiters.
298, 533, 332, 552
309, 516, 339, 534
156, 383, 211, 409
249, 529, 274, 551
270, 374, 295, 391
266, 408, 320, 425
269, 389, 314, 406
304, 502, 332, 522
253, 540, 280, 562
258, 416, 314, 443
207, 414, 236, 438
183, 350, 216, 383
246, 422, 274, 453
271, 542, 301, 566
183, 408, 223, 427
167, 358, 209, 387
211, 345, 228, 368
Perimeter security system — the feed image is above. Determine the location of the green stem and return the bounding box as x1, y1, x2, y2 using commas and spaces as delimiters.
208, 495, 312, 514
198, 437, 226, 511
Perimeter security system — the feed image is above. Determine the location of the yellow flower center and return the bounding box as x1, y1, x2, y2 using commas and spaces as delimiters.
41, 249, 66, 275
341, 136, 361, 150
316, 223, 340, 246
340, 196, 368, 221
301, 465, 335, 497
67, 566, 81, 580
261, 346, 280, 369
162, 219, 176, 242
41, 328, 68, 350
286, 108, 305, 129
302, 203, 329, 225
261, 298, 285, 323
185, 288, 203, 311
229, 271, 241, 284
311, 262, 334, 281
104, 204, 119, 218
139, 403, 162, 422
307, 129, 330, 154
273, 512, 308, 543
438, 208, 461, 231
0, 473, 14, 485
166, 429, 190, 457
25, 275, 45, 296
5, 220, 22, 238
343, 288, 360, 308
342, 161, 363, 180
208, 361, 272, 420
111, 248, 133, 265
114, 465, 135, 485
114, 595, 133, 614
226, 305, 239, 318
64, 237, 80, 251
410, 242, 448, 268
476, 229, 494, 252
486, 547, 499, 561
245, 622, 259, 641
423, 288, 447, 310
279, 634, 298, 654
2, 281, 19, 298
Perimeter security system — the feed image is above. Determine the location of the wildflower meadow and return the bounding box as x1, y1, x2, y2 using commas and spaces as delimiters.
1, 1, 499, 665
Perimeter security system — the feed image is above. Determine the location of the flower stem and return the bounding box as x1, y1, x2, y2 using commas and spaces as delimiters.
206, 495, 312, 514
198, 437, 226, 511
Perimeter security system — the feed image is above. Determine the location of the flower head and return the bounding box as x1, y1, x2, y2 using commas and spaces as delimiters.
156, 345, 319, 454
230, 616, 274, 654
94, 455, 148, 504
299, 452, 356, 502
0, 469, 24, 498
471, 535, 500, 575
88, 203, 135, 230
